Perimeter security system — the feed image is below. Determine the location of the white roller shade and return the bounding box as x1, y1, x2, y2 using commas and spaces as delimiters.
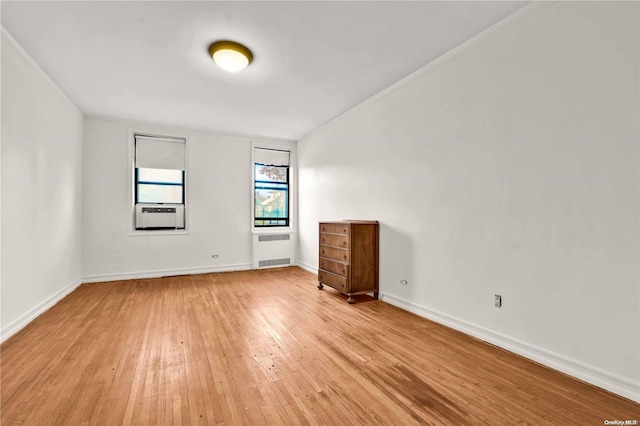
135, 135, 186, 170
254, 148, 290, 166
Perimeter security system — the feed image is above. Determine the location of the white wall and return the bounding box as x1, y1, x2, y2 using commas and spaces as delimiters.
1, 29, 84, 341
297, 2, 639, 401
82, 117, 294, 281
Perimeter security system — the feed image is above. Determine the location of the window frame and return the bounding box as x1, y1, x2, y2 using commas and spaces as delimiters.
251, 141, 296, 235
254, 163, 290, 227
129, 131, 189, 235
134, 168, 185, 205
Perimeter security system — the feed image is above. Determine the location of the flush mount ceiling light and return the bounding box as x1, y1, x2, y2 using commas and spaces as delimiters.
208, 40, 253, 73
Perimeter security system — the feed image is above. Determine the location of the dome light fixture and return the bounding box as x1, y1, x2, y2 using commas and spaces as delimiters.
208, 40, 253, 73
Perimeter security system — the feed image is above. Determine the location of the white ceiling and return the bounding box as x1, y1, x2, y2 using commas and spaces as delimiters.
1, 1, 527, 141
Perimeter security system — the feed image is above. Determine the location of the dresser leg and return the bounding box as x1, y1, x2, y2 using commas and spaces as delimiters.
347, 296, 355, 304
317, 282, 324, 290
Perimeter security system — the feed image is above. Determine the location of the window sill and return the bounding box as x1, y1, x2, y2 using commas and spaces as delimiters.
129, 229, 190, 236
252, 227, 295, 235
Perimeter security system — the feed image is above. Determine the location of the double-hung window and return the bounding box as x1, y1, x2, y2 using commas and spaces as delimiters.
134, 134, 186, 230
136, 168, 184, 204
254, 148, 290, 227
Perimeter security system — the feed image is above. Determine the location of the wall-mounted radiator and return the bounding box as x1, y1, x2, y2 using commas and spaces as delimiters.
252, 233, 294, 269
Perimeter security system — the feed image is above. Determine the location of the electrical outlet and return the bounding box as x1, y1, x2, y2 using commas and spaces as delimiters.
400, 280, 408, 285
212, 254, 219, 258
495, 294, 502, 308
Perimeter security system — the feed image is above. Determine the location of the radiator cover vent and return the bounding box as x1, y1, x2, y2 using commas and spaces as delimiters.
258, 234, 290, 242
259, 258, 291, 268
253, 233, 294, 269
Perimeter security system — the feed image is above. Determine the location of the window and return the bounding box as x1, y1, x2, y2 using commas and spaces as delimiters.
254, 148, 290, 227
136, 168, 184, 204
254, 164, 289, 226
134, 134, 186, 230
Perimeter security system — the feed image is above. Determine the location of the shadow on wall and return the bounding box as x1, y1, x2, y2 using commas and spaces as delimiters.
379, 223, 415, 300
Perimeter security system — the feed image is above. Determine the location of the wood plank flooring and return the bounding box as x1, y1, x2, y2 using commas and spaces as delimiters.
1, 267, 638, 425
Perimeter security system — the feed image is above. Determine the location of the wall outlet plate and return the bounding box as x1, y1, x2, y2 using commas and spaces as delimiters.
400, 280, 408, 285
495, 294, 502, 307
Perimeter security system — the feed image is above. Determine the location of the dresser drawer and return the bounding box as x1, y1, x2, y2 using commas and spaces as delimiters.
319, 258, 349, 277
318, 270, 348, 292
320, 233, 350, 249
320, 223, 350, 235
319, 245, 349, 262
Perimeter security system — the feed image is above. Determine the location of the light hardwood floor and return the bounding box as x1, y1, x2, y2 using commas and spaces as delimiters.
1, 267, 638, 425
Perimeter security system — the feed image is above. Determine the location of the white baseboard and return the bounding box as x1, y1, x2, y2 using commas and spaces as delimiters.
296, 261, 317, 275
1, 277, 82, 343
82, 263, 252, 284
380, 292, 640, 403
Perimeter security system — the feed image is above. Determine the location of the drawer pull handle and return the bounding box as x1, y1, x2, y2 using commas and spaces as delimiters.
343, 255, 347, 260
342, 269, 345, 274
343, 229, 347, 233
342, 241, 347, 246
322, 238, 325, 242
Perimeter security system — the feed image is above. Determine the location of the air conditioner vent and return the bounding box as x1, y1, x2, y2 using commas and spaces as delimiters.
135, 203, 184, 230
141, 206, 176, 214
259, 258, 291, 268
258, 234, 290, 242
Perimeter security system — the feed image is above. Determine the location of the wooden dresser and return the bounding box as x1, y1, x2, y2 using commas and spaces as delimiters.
317, 221, 379, 303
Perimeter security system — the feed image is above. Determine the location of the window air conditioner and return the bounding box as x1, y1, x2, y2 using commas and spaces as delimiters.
135, 204, 185, 230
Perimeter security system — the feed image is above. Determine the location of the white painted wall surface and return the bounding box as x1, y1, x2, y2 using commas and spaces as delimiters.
82, 118, 293, 281
1, 30, 84, 340
297, 2, 639, 400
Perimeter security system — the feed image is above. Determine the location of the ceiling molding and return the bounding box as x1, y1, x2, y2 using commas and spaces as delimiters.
3, 2, 530, 141
1, 26, 81, 115
299, 1, 551, 143
84, 114, 297, 145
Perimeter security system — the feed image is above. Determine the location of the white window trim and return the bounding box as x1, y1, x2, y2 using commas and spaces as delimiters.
251, 140, 297, 235
128, 129, 190, 236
